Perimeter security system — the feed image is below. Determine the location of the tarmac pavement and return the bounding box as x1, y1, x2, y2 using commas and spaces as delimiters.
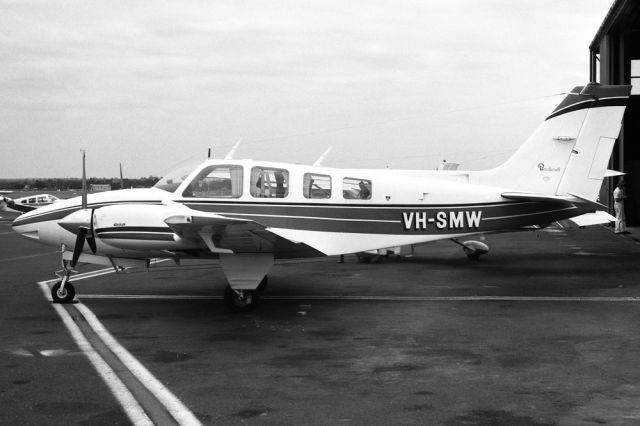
2, 209, 640, 425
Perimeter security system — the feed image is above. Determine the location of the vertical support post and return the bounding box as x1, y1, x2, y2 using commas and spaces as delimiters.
81, 150, 87, 209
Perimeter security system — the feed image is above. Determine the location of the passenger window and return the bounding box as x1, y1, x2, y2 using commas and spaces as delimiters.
251, 167, 289, 198
343, 177, 371, 200
182, 165, 243, 198
303, 173, 331, 199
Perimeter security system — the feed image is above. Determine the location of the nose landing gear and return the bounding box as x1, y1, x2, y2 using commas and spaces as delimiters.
51, 245, 77, 304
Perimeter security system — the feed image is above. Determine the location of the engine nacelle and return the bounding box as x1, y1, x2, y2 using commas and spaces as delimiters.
461, 240, 489, 260
93, 203, 199, 251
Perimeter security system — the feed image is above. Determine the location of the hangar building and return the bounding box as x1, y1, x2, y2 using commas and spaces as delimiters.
590, 0, 640, 224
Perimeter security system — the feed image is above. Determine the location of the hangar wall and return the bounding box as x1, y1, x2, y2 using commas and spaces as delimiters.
590, 0, 640, 225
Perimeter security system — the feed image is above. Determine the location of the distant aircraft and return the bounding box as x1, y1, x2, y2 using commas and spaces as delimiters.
1, 193, 60, 213
12, 83, 630, 311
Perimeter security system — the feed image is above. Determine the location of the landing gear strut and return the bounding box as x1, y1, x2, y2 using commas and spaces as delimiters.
51, 246, 78, 303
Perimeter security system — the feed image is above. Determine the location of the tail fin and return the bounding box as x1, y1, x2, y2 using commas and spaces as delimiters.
478, 83, 631, 200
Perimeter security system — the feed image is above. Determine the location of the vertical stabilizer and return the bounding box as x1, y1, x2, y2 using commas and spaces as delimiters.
476, 84, 630, 200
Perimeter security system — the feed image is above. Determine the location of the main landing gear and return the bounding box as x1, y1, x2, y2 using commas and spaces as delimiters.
223, 276, 268, 313
451, 239, 490, 260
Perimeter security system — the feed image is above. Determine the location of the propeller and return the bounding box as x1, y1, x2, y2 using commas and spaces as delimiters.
59, 208, 97, 267
61, 150, 97, 268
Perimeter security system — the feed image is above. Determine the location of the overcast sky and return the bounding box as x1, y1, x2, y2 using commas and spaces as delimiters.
0, 0, 613, 178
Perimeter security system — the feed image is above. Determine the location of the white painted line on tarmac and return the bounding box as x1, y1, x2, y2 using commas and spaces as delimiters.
74, 303, 202, 426
0, 252, 58, 262
37, 281, 154, 426
40, 277, 201, 425
41, 258, 172, 283
77, 294, 640, 302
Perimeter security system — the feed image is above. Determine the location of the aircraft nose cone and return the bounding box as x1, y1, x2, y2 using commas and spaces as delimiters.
11, 214, 40, 240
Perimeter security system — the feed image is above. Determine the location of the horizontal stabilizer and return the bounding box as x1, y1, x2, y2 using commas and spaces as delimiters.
566, 211, 616, 227
605, 169, 625, 177
566, 192, 609, 210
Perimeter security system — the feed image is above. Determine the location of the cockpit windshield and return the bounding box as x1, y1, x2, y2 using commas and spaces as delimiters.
153, 160, 202, 193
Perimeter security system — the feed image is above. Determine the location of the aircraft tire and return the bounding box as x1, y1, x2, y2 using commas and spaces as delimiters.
51, 281, 75, 303
465, 251, 481, 260
224, 286, 259, 313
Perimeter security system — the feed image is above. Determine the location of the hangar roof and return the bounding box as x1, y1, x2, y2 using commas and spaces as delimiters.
590, 0, 640, 52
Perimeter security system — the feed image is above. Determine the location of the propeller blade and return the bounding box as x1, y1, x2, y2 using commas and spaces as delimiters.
86, 234, 97, 254
86, 208, 97, 254
71, 227, 87, 267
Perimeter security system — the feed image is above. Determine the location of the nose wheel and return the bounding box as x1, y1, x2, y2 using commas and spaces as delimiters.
51, 280, 76, 303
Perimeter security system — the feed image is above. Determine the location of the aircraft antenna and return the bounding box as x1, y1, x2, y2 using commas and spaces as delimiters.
313, 146, 333, 167
208, 148, 211, 159
119, 163, 124, 189
224, 138, 243, 160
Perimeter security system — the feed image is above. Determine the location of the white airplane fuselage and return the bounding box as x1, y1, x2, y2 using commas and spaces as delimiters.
12, 160, 592, 259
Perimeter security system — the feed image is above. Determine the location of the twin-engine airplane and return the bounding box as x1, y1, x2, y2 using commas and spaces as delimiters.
12, 83, 630, 311
1, 193, 60, 213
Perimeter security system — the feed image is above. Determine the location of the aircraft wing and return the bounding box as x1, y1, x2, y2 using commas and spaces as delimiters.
164, 212, 323, 258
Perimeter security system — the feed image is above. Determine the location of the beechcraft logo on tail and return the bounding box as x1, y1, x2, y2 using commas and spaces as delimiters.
537, 163, 560, 172
402, 211, 482, 231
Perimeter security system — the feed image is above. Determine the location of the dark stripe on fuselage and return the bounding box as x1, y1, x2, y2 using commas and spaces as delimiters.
96, 226, 172, 234
96, 232, 175, 242
11, 200, 164, 227
95, 226, 174, 241
13, 198, 586, 236
180, 200, 581, 235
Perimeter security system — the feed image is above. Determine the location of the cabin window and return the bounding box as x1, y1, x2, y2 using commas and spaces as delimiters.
303, 173, 331, 199
251, 167, 289, 198
182, 165, 243, 198
343, 177, 371, 200
154, 160, 201, 193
